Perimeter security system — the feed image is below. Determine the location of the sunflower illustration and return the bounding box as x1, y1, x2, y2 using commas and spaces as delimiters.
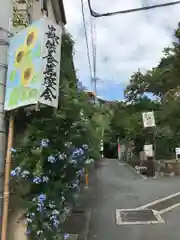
25, 27, 38, 50
14, 46, 26, 68
21, 65, 34, 86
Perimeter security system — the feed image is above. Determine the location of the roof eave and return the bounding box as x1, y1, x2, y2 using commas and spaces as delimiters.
51, 0, 67, 25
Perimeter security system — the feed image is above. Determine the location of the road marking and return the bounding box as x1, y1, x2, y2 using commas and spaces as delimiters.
137, 192, 180, 210
159, 202, 180, 214
116, 192, 180, 226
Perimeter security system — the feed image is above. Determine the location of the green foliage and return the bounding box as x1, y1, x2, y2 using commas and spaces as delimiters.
107, 23, 180, 160
11, 32, 107, 239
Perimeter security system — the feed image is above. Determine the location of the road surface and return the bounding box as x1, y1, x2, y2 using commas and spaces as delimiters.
87, 159, 180, 240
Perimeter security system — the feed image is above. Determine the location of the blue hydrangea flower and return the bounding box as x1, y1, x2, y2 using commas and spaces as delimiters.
50, 215, 57, 221
33, 177, 41, 184
10, 170, 17, 177
38, 194, 46, 202
31, 212, 35, 217
49, 202, 56, 208
48, 155, 56, 163
10, 166, 21, 177
40, 139, 49, 148
37, 230, 43, 236
58, 152, 65, 160
72, 179, 79, 189
53, 219, 60, 228
64, 142, 72, 148
72, 148, 84, 158
42, 176, 49, 183
21, 170, 30, 179
69, 159, 77, 164
37, 206, 43, 212
76, 169, 84, 176
25, 229, 31, 236
26, 217, 32, 223
10, 148, 16, 153
64, 233, 70, 239
52, 209, 60, 215
82, 144, 88, 150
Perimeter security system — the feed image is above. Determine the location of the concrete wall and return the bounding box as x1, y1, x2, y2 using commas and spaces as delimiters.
8, 208, 27, 240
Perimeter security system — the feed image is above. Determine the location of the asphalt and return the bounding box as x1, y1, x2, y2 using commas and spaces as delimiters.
87, 159, 180, 240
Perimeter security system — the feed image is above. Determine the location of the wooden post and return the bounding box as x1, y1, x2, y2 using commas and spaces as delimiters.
1, 114, 14, 240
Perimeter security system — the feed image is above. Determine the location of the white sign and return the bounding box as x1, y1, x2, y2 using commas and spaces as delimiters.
144, 144, 153, 157
142, 112, 156, 128
100, 140, 103, 151
40, 17, 62, 108
175, 147, 180, 154
4, 16, 62, 111
175, 147, 180, 159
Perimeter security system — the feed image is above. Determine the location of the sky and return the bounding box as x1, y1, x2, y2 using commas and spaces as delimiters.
63, 0, 180, 101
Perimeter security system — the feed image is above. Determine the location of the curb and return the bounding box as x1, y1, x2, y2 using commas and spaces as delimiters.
78, 209, 91, 240
119, 160, 147, 180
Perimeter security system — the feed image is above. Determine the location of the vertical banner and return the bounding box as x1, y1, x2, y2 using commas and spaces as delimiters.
40, 18, 61, 107
142, 111, 156, 128
4, 16, 62, 111
144, 144, 153, 157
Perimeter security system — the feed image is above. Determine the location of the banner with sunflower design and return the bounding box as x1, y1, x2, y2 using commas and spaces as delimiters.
4, 16, 62, 111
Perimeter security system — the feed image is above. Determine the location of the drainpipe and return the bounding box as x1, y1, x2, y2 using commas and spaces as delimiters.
0, 0, 13, 228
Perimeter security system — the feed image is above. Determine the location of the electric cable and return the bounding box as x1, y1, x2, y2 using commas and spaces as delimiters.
87, 0, 180, 17
90, 16, 97, 94
80, 0, 94, 90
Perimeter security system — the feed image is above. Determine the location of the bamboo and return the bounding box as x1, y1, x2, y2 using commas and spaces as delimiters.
1, 114, 14, 240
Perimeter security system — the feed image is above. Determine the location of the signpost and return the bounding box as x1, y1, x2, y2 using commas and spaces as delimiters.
142, 111, 156, 177
175, 147, 180, 160
142, 111, 156, 128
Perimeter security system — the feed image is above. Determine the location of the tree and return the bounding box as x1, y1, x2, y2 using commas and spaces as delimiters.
107, 23, 180, 160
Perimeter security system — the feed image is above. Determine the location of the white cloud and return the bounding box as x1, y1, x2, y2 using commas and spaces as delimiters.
63, 0, 180, 95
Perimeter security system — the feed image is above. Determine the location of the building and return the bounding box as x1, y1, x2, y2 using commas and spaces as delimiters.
13, 0, 66, 32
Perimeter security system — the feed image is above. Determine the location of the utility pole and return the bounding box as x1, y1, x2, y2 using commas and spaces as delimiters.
117, 134, 120, 160
0, 0, 13, 227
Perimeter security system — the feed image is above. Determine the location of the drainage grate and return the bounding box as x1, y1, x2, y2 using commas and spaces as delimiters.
61, 208, 92, 238
116, 209, 165, 225
147, 194, 180, 211
61, 209, 87, 234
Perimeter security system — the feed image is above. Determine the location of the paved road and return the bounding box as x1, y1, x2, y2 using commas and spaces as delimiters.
87, 159, 180, 240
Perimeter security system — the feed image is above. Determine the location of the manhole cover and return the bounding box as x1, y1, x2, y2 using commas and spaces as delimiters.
116, 209, 164, 225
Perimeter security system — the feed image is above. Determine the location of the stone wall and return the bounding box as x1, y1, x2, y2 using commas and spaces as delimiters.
155, 160, 180, 176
